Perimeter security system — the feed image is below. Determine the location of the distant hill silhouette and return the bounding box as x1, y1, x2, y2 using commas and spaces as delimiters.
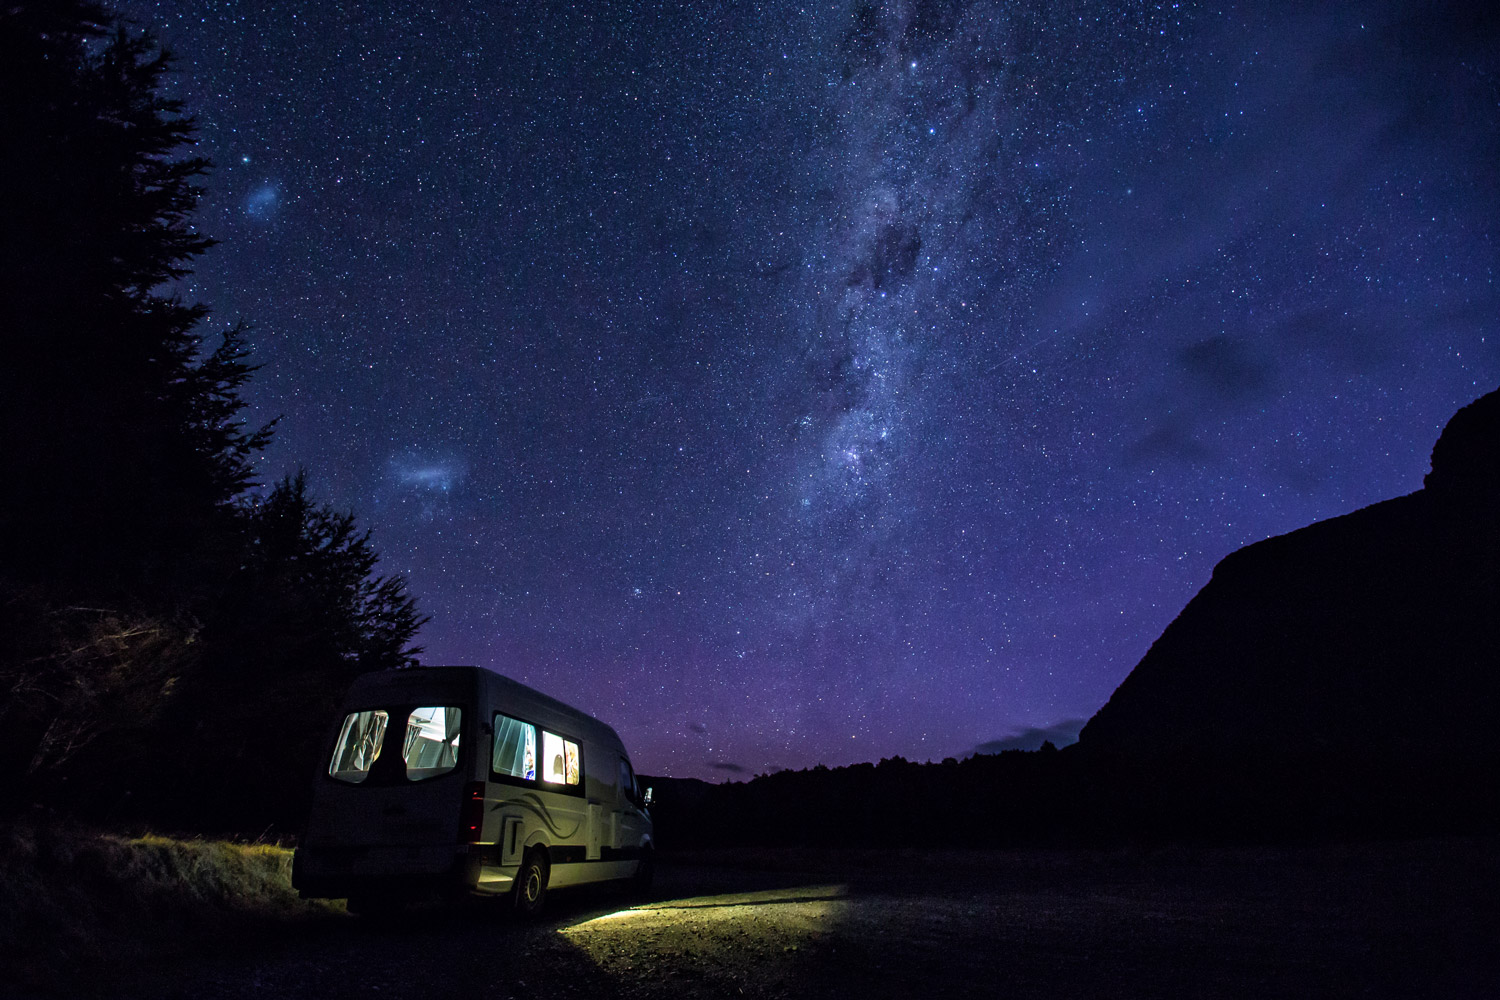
1076, 387, 1500, 837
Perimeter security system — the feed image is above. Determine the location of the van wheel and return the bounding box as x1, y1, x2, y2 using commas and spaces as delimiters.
512, 849, 549, 917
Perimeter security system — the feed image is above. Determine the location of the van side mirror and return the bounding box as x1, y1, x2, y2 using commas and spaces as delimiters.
643, 786, 654, 808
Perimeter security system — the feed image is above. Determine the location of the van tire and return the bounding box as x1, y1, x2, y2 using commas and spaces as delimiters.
512, 849, 549, 917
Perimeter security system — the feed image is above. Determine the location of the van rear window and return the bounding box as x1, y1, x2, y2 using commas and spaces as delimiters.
492, 713, 537, 779
404, 706, 462, 781
328, 710, 389, 783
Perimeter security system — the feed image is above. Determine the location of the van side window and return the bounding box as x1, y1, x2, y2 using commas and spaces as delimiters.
618, 758, 637, 804
328, 710, 389, 783
404, 706, 463, 781
491, 713, 537, 780
541, 730, 581, 786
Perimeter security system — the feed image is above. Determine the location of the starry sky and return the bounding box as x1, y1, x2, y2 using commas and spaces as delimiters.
118, 0, 1498, 780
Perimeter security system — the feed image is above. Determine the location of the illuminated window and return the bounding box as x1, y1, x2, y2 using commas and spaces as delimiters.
403, 706, 462, 781
541, 730, 581, 786
492, 713, 537, 780
328, 710, 389, 784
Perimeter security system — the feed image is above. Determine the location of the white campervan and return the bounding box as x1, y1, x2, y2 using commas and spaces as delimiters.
293, 665, 653, 915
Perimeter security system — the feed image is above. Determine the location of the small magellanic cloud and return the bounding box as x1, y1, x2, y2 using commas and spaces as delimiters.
245, 183, 279, 219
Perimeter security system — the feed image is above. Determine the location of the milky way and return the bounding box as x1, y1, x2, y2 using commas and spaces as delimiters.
122, 0, 1498, 778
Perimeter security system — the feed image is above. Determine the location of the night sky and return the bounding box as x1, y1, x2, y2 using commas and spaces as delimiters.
117, 0, 1498, 781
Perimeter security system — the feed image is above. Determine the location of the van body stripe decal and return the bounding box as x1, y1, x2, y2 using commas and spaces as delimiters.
508, 792, 582, 839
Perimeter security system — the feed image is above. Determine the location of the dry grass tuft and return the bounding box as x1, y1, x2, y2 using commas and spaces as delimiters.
0, 816, 343, 989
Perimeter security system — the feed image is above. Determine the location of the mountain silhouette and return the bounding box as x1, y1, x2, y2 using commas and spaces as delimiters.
1076, 388, 1500, 836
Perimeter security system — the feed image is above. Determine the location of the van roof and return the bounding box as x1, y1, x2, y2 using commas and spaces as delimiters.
343, 665, 627, 754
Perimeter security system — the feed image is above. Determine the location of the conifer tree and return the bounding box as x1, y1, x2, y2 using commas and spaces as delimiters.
0, 1, 265, 601
148, 473, 426, 829
0, 4, 426, 830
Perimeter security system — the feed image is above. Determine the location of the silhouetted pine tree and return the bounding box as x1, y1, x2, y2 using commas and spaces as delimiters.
130, 473, 427, 830
226, 472, 427, 677
0, 1, 265, 602
0, 0, 260, 815
0, 4, 426, 831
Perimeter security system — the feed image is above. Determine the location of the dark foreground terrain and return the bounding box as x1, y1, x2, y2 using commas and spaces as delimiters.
58, 838, 1500, 1000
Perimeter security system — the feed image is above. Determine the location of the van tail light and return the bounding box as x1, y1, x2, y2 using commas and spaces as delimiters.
461, 781, 486, 843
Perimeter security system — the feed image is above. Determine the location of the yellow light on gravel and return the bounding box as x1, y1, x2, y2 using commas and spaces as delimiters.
567, 883, 850, 928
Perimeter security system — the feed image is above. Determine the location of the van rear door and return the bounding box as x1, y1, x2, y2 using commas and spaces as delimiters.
303, 703, 470, 877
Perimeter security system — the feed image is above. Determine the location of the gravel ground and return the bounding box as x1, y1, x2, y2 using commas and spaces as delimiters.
53, 837, 1500, 1000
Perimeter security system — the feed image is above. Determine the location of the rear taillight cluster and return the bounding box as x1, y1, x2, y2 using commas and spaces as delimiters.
461, 781, 486, 843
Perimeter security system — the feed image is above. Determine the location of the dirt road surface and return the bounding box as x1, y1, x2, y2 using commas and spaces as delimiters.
65, 838, 1500, 999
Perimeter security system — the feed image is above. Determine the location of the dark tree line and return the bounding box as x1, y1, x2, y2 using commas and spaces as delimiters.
646, 738, 1500, 852
0, 2, 425, 833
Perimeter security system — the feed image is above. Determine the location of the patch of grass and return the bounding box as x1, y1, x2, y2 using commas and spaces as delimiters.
0, 816, 343, 990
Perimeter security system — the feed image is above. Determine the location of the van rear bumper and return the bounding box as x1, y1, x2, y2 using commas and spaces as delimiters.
293, 844, 488, 900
